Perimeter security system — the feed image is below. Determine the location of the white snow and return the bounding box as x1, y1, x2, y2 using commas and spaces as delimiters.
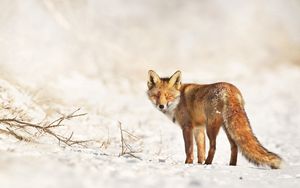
1, 1, 300, 188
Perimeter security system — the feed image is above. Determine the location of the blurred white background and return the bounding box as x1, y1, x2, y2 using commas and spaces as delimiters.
1, 1, 300, 188
0, 0, 299, 87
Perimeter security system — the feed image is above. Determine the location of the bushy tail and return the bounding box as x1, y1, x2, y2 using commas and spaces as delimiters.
223, 101, 282, 169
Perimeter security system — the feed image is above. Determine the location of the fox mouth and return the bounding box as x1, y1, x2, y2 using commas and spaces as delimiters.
157, 106, 168, 113
156, 98, 180, 113
161, 109, 167, 113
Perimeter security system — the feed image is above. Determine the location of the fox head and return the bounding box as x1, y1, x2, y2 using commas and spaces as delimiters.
147, 70, 182, 113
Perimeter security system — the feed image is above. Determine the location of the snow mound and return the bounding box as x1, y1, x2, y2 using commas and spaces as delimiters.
0, 79, 45, 122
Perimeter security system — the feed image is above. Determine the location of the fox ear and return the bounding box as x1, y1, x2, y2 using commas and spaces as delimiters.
148, 70, 161, 89
169, 70, 181, 89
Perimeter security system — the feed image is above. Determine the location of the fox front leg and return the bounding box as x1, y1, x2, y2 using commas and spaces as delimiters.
182, 126, 194, 164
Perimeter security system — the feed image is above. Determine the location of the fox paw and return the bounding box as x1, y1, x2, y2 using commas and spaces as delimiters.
185, 158, 194, 164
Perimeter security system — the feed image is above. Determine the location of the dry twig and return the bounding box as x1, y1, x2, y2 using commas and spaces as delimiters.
0, 108, 90, 146
118, 121, 142, 160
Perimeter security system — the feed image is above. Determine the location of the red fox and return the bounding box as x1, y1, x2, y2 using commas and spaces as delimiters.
147, 70, 282, 169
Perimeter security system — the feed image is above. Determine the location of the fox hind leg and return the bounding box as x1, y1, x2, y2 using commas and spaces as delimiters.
204, 118, 222, 165
223, 128, 238, 165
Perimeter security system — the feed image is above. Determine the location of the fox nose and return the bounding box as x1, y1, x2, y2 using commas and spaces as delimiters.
159, 105, 164, 109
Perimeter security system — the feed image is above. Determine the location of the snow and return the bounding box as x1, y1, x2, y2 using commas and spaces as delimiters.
1, 66, 299, 188
1, 0, 300, 188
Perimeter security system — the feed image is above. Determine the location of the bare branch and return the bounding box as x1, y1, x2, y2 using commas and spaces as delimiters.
118, 121, 142, 160
119, 121, 125, 155
0, 109, 90, 147
5, 127, 31, 142
121, 129, 140, 140
46, 108, 87, 128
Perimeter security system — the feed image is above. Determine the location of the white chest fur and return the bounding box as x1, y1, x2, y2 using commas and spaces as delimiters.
163, 97, 180, 123
164, 109, 176, 123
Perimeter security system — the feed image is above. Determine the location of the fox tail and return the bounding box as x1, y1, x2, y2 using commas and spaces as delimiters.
223, 97, 282, 169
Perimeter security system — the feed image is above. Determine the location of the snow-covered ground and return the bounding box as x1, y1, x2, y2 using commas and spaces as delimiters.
1, 1, 300, 188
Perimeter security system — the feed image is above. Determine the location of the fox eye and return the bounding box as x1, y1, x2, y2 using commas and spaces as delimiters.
166, 95, 174, 100
151, 95, 158, 99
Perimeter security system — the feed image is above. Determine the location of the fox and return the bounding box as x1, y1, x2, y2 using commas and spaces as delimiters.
147, 70, 282, 169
